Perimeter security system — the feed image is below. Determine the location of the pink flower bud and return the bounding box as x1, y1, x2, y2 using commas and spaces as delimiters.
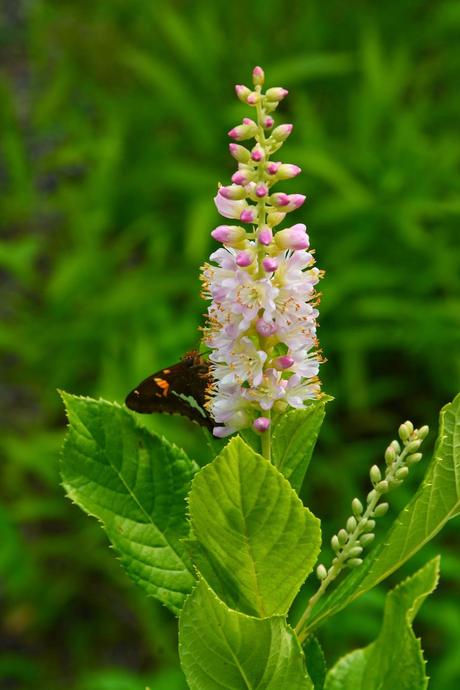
246, 92, 259, 105
266, 211, 286, 226
228, 122, 258, 141
271, 193, 290, 207
214, 194, 247, 219
240, 208, 257, 223
211, 225, 246, 244
263, 116, 274, 129
275, 223, 310, 250
276, 164, 302, 180
253, 416, 271, 432
258, 226, 273, 245
271, 124, 293, 142
229, 143, 250, 163
266, 87, 289, 102
256, 318, 277, 337
274, 355, 294, 370
218, 184, 247, 200
235, 84, 251, 103
255, 183, 268, 198
267, 161, 281, 175
236, 251, 253, 267
252, 66, 265, 86
232, 170, 251, 185
251, 145, 265, 162
291, 194, 306, 208
243, 117, 257, 126
270, 193, 306, 211
262, 257, 278, 272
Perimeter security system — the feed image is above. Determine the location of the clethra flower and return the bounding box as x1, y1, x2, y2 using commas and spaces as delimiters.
262, 256, 278, 272
214, 194, 248, 219
271, 124, 293, 142
256, 318, 277, 337
210, 224, 246, 246
240, 208, 258, 223
253, 416, 271, 432
255, 183, 268, 198
218, 184, 247, 200
201, 67, 323, 439
252, 65, 265, 86
236, 251, 254, 267
229, 143, 250, 162
228, 121, 258, 141
232, 169, 254, 186
271, 193, 306, 211
235, 84, 251, 102
266, 87, 289, 102
267, 161, 281, 175
275, 224, 310, 250
251, 145, 265, 162
258, 226, 273, 245
277, 163, 302, 179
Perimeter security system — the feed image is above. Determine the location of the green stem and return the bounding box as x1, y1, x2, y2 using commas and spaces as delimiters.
255, 86, 268, 275
254, 87, 273, 462
261, 410, 272, 461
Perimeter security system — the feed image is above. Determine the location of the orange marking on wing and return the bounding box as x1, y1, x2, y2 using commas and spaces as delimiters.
162, 368, 171, 374
154, 377, 170, 397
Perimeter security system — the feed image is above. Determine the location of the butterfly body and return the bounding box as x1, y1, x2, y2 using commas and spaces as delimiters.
125, 351, 214, 431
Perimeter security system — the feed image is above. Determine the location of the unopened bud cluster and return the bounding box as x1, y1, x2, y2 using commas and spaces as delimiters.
201, 67, 322, 438
316, 421, 429, 582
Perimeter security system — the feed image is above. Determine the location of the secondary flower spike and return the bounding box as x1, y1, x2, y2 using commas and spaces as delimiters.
201, 67, 323, 438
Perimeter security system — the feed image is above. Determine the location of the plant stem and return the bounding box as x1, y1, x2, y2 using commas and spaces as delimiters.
255, 87, 268, 275
254, 87, 273, 462
261, 410, 272, 461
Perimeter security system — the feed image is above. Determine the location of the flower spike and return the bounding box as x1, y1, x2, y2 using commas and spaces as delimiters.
202, 67, 322, 437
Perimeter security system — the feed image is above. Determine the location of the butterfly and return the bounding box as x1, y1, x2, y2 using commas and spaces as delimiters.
125, 351, 214, 431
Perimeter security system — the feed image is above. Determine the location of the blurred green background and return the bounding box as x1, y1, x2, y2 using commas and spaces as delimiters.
1, 0, 459, 688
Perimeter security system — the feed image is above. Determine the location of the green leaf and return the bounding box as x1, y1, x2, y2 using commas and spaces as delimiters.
179, 579, 313, 690
272, 400, 329, 492
60, 393, 198, 614
188, 436, 321, 616
324, 557, 439, 690
306, 393, 460, 631
304, 635, 327, 690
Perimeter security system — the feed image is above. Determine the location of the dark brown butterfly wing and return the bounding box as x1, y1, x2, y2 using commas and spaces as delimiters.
125, 351, 214, 431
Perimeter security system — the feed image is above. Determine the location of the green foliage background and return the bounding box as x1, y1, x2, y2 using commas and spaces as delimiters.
0, 0, 459, 688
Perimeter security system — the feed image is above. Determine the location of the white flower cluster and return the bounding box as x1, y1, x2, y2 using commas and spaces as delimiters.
201, 67, 323, 438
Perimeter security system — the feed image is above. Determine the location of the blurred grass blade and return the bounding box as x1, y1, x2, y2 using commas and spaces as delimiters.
269, 53, 355, 84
